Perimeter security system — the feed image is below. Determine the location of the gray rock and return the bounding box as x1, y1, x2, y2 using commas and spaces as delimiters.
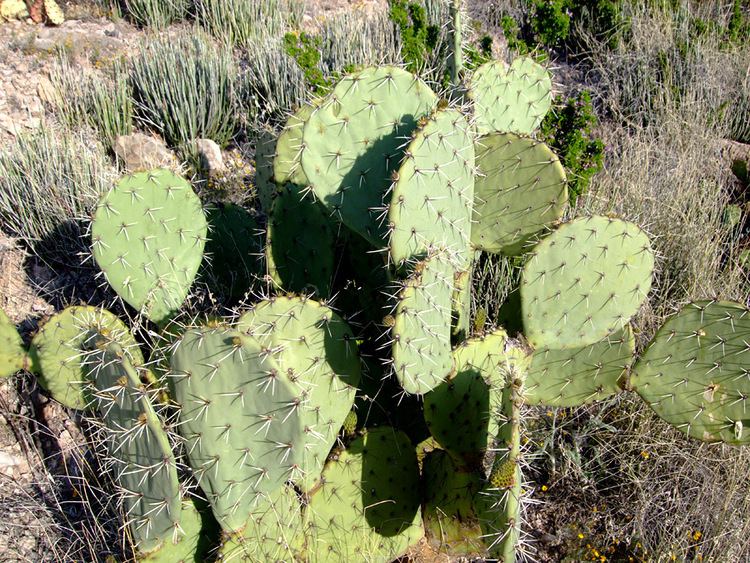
195, 138, 225, 175
113, 132, 178, 173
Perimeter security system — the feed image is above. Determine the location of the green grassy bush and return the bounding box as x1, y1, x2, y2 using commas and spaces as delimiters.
119, 0, 191, 29
195, 0, 302, 47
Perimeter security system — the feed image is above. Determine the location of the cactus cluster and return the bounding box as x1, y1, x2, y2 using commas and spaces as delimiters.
3, 46, 750, 563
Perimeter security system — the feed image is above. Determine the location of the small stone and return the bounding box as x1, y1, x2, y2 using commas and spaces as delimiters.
36, 77, 57, 105
195, 138, 225, 175
114, 132, 179, 173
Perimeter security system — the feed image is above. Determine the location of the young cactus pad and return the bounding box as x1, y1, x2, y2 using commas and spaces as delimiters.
387, 107, 475, 269
631, 300, 750, 444
236, 296, 360, 492
524, 326, 635, 407
0, 309, 27, 377
521, 215, 654, 350
301, 66, 437, 247
273, 102, 316, 186
170, 325, 304, 532
391, 251, 456, 394
468, 56, 552, 136
306, 427, 424, 562
92, 169, 207, 324
471, 132, 567, 255
30, 306, 142, 409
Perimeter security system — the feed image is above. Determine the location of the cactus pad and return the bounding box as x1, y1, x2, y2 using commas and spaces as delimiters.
30, 306, 141, 409
388, 108, 475, 268
631, 300, 750, 444
0, 309, 26, 377
87, 340, 181, 556
170, 325, 304, 532
525, 326, 634, 406
301, 66, 437, 247
306, 427, 424, 562
424, 330, 508, 465
468, 56, 552, 136
266, 186, 336, 298
472, 133, 567, 255
255, 127, 280, 215
91, 169, 207, 324
141, 499, 205, 562
391, 251, 456, 395
274, 103, 316, 186
237, 296, 360, 491
521, 215, 654, 349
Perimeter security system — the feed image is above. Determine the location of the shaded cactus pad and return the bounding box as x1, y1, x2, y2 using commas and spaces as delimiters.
631, 301, 750, 444
0, 309, 26, 377
302, 66, 437, 247
525, 326, 634, 407
521, 215, 654, 349
471, 132, 567, 255
91, 169, 207, 324
30, 306, 142, 409
468, 56, 552, 136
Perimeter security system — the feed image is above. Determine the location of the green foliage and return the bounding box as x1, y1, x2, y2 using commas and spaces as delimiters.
726, 0, 750, 46
501, 14, 530, 54
539, 91, 604, 206
388, 0, 439, 73
530, 0, 571, 48
283, 31, 329, 94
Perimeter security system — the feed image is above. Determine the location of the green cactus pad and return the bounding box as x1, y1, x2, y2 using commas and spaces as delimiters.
631, 301, 750, 444
388, 108, 475, 269
0, 309, 26, 377
471, 133, 567, 255
255, 127, 280, 215
391, 251, 457, 395
301, 66, 438, 247
204, 203, 264, 301
468, 56, 552, 136
423, 450, 485, 556
274, 103, 316, 186
218, 485, 304, 562
170, 325, 304, 532
237, 296, 360, 492
306, 427, 424, 562
525, 326, 634, 406
88, 340, 181, 556
266, 185, 336, 298
91, 169, 207, 324
424, 330, 508, 465
521, 215, 654, 349
141, 499, 205, 563
30, 306, 142, 409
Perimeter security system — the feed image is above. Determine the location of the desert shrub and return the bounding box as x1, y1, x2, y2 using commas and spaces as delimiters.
389, 0, 440, 74
119, 0, 191, 29
0, 125, 113, 260
195, 0, 302, 47
130, 32, 237, 149
283, 31, 329, 94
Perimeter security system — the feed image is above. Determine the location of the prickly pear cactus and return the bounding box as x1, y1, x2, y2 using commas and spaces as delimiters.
632, 300, 750, 444
306, 427, 424, 562
274, 102, 316, 187
388, 107, 475, 269
472, 133, 567, 255
29, 306, 142, 409
525, 326, 635, 407
0, 309, 26, 378
521, 215, 654, 350
255, 128, 280, 214
237, 296, 360, 492
91, 169, 207, 324
301, 66, 437, 247
468, 56, 552, 136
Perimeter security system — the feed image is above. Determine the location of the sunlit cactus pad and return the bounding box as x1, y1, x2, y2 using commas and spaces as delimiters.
301, 66, 437, 247
631, 301, 750, 444
525, 326, 635, 406
521, 215, 654, 349
471, 132, 567, 255
170, 325, 304, 532
388, 107, 475, 269
468, 56, 552, 136
88, 340, 182, 556
30, 306, 142, 409
237, 296, 360, 491
274, 102, 316, 186
91, 169, 207, 324
391, 251, 456, 395
0, 309, 26, 378
306, 427, 424, 562
424, 330, 508, 464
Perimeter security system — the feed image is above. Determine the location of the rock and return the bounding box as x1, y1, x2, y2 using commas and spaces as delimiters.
195, 138, 225, 175
113, 132, 179, 172
36, 76, 56, 106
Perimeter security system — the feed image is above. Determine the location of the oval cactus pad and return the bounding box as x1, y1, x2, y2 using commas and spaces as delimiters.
632, 301, 750, 444
91, 169, 207, 324
521, 216, 654, 349
0, 309, 26, 378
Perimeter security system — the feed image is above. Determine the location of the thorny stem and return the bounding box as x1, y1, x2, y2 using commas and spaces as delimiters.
450, 0, 463, 87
